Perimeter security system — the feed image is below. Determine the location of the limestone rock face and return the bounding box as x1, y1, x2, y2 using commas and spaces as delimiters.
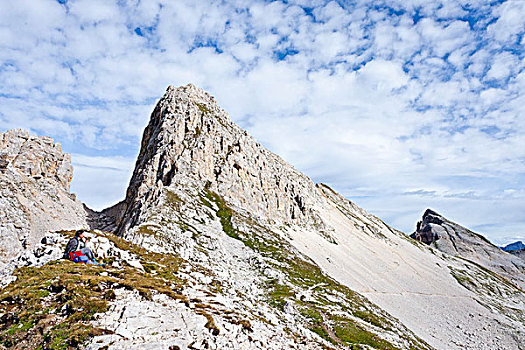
411, 209, 525, 288
0, 129, 73, 189
0, 129, 89, 272
114, 84, 330, 238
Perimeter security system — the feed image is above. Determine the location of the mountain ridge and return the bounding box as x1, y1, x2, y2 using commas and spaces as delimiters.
1, 84, 524, 349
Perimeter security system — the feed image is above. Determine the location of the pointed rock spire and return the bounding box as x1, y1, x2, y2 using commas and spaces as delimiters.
114, 84, 331, 237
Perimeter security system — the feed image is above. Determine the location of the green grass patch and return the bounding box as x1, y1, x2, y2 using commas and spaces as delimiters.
203, 189, 239, 239
266, 280, 295, 310
0, 230, 188, 349
333, 322, 391, 349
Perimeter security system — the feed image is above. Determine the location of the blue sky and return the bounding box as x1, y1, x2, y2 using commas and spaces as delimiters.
1, 0, 524, 245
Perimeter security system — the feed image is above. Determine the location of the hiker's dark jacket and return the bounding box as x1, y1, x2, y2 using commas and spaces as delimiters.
63, 237, 86, 259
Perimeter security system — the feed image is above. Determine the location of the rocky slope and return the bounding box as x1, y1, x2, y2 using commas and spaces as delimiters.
105, 84, 524, 349
411, 209, 525, 288
511, 249, 525, 261
1, 85, 524, 350
0, 129, 90, 277
96, 84, 430, 349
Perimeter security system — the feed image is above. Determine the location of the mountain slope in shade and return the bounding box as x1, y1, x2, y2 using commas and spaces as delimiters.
411, 209, 525, 288
502, 241, 525, 252
103, 84, 524, 350
511, 249, 525, 261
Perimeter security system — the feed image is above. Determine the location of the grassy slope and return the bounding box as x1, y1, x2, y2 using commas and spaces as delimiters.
1, 187, 433, 350
200, 189, 432, 350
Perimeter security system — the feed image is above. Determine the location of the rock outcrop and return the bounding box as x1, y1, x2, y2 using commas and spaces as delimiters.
411, 209, 525, 288
0, 129, 90, 274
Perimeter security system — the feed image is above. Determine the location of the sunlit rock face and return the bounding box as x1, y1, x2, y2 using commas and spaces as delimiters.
0, 129, 89, 269
114, 84, 331, 239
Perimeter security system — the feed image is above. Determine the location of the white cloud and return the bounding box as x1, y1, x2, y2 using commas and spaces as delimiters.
485, 52, 519, 81
488, 0, 525, 44
70, 154, 136, 210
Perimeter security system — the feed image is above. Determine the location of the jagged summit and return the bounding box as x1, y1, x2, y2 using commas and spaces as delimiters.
113, 84, 331, 238
411, 208, 525, 287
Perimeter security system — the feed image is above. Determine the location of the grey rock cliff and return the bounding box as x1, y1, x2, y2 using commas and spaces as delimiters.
0, 129, 90, 271
411, 209, 525, 288
114, 84, 330, 238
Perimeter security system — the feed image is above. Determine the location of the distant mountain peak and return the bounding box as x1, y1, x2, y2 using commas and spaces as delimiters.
411, 209, 525, 286
501, 241, 525, 252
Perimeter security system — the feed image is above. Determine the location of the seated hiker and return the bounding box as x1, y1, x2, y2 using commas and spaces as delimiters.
63, 230, 104, 266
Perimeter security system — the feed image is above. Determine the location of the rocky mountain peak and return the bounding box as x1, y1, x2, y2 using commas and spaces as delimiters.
412, 208, 444, 244
411, 208, 525, 288
502, 240, 525, 252
114, 84, 330, 237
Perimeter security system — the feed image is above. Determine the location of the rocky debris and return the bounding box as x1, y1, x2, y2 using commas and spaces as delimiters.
410, 209, 525, 288
0, 129, 91, 271
0, 230, 143, 288
86, 288, 314, 350
0, 230, 149, 349
0, 231, 67, 288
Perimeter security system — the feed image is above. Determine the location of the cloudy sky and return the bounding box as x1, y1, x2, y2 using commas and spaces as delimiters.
1, 0, 524, 245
